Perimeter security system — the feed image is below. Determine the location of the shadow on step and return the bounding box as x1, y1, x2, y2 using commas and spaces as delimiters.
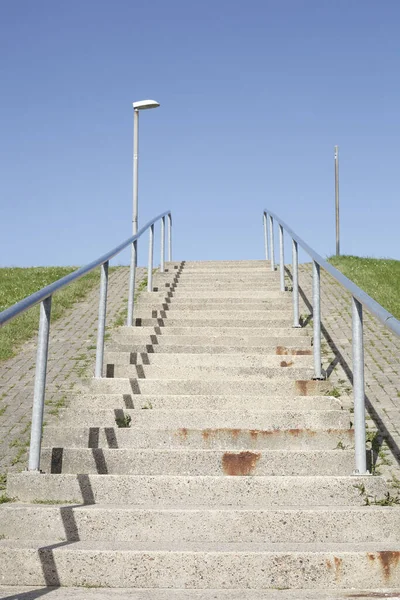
284, 266, 400, 469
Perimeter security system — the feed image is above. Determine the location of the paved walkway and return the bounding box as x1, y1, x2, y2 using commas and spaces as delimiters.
296, 263, 400, 482
0, 267, 144, 474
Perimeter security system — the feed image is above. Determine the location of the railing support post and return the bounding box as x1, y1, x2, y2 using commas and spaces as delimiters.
28, 296, 52, 471
352, 296, 368, 474
263, 212, 269, 261
279, 224, 285, 292
292, 239, 300, 327
268, 214, 275, 271
167, 213, 172, 262
148, 223, 154, 292
312, 260, 323, 379
160, 216, 165, 273
127, 239, 137, 326
95, 261, 109, 378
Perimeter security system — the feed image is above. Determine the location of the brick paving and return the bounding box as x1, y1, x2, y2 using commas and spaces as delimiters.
0, 267, 145, 474
296, 263, 400, 483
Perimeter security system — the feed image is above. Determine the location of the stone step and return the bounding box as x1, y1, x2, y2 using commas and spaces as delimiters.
133, 310, 293, 321
107, 342, 311, 355
2, 505, 398, 544
104, 352, 313, 368
42, 426, 354, 450
88, 378, 329, 396
107, 364, 314, 380
6, 473, 386, 506
112, 327, 309, 340
137, 296, 290, 306
39, 449, 354, 476
131, 318, 293, 328
172, 283, 281, 291
137, 302, 293, 313
182, 260, 270, 267
0, 587, 397, 600
65, 394, 340, 411
171, 290, 286, 298
57, 408, 350, 429
1, 539, 399, 588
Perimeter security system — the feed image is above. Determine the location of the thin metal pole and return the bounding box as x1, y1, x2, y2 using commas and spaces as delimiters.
268, 214, 275, 271
160, 216, 165, 273
133, 109, 139, 236
279, 224, 285, 292
28, 296, 52, 471
292, 239, 300, 328
263, 212, 269, 261
167, 213, 172, 262
95, 261, 109, 378
335, 145, 340, 256
147, 224, 154, 292
352, 296, 367, 474
312, 261, 322, 379
127, 240, 137, 326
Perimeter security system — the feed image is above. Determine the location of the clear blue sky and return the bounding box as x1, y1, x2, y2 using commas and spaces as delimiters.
1, 0, 399, 267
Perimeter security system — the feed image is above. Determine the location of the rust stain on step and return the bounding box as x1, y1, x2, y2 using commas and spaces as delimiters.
276, 346, 312, 356
368, 551, 400, 582
280, 360, 294, 367
222, 451, 261, 476
334, 557, 343, 582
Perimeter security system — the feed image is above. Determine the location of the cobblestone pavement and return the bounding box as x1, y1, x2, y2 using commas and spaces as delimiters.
296, 263, 400, 483
0, 267, 145, 474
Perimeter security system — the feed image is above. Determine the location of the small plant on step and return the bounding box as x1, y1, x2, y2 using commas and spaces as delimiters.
364, 492, 400, 507
324, 388, 341, 399
336, 441, 347, 450
115, 413, 132, 428
0, 493, 16, 504
142, 401, 153, 409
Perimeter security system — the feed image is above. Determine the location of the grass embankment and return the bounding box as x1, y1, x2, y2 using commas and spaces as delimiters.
328, 256, 400, 319
0, 267, 100, 361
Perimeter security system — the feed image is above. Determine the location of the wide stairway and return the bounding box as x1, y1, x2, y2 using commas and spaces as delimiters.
1, 260, 400, 598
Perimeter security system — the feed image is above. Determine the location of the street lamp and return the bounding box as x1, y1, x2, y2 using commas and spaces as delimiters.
127, 99, 160, 327
132, 99, 160, 234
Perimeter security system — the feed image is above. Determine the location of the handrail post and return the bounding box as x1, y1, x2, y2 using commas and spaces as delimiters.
28, 296, 52, 471
292, 239, 300, 327
160, 216, 165, 273
148, 223, 154, 292
279, 224, 285, 292
127, 239, 137, 326
268, 215, 275, 271
167, 213, 172, 262
263, 212, 269, 261
95, 261, 109, 378
312, 260, 323, 379
352, 296, 368, 474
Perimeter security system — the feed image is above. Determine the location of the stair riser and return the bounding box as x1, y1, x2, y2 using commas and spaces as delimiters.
171, 291, 286, 298
132, 319, 293, 327
7, 474, 386, 506
39, 449, 354, 476
42, 427, 354, 450
104, 353, 313, 368
2, 507, 398, 544
1, 548, 399, 588
137, 298, 291, 307
64, 394, 341, 411
133, 311, 293, 320
88, 378, 329, 396
108, 365, 314, 380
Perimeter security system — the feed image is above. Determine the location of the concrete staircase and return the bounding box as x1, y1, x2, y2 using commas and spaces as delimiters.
1, 260, 400, 598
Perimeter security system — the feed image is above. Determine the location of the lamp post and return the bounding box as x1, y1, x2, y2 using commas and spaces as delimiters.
334, 145, 340, 256
127, 99, 160, 326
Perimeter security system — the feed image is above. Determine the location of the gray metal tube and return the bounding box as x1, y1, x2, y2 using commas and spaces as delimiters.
95, 261, 109, 378
167, 213, 172, 262
127, 240, 137, 326
133, 109, 139, 235
312, 261, 322, 379
160, 216, 165, 273
28, 296, 52, 471
148, 224, 154, 292
335, 145, 340, 256
292, 239, 300, 327
263, 212, 269, 261
352, 296, 367, 474
269, 214, 275, 271
279, 224, 285, 292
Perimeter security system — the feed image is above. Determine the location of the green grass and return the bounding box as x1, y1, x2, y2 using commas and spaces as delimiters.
0, 267, 100, 361
328, 256, 400, 319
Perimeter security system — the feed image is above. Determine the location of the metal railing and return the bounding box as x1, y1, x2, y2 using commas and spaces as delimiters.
263, 209, 400, 475
0, 210, 172, 472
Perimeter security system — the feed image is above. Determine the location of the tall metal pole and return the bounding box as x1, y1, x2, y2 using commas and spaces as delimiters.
335, 145, 340, 256
352, 296, 367, 474
133, 109, 139, 236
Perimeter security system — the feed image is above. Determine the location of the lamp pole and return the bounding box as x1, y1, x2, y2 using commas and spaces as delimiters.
127, 99, 160, 326
335, 145, 340, 256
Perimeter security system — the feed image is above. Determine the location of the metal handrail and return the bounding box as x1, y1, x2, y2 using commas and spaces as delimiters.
263, 208, 400, 476
0, 210, 172, 471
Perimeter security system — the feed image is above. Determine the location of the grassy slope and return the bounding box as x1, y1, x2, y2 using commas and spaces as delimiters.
328, 256, 400, 319
0, 267, 100, 361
